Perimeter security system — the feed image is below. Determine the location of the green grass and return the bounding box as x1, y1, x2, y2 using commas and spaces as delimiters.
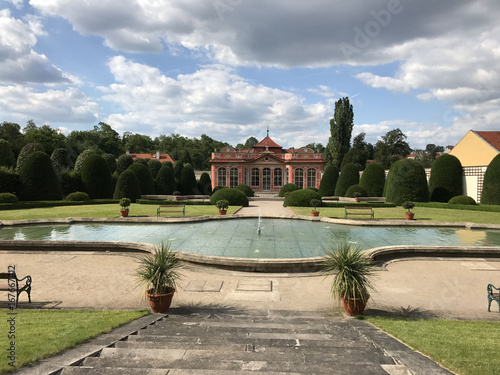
0, 309, 148, 374
366, 317, 500, 375
290, 206, 500, 224
0, 204, 240, 220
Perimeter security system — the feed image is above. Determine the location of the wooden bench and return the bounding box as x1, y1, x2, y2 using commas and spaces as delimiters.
0, 270, 32, 308
344, 206, 374, 219
157, 204, 185, 217
487, 284, 500, 312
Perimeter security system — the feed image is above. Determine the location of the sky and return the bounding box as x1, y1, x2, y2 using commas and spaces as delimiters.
0, 0, 499, 150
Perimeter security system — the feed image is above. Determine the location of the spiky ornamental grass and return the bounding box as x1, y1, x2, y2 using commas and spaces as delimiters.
136, 242, 183, 295
323, 241, 375, 304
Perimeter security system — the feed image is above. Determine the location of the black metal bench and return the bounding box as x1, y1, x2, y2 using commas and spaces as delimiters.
487, 284, 499, 312
344, 206, 374, 219
0, 270, 32, 308
157, 204, 186, 217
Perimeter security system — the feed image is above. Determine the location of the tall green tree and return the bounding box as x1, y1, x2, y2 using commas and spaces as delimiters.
23, 123, 66, 156
374, 128, 411, 169
0, 122, 25, 157
326, 96, 354, 168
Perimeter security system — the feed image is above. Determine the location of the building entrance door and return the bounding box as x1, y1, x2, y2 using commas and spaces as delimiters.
262, 168, 271, 191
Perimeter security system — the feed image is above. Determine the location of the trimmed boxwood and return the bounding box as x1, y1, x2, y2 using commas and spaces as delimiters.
113, 169, 142, 202
384, 159, 429, 204
359, 162, 385, 197
198, 172, 212, 195
448, 195, 476, 205
102, 153, 117, 174
116, 154, 134, 174
179, 164, 198, 195
0, 166, 19, 194
127, 163, 155, 195
345, 184, 368, 198
80, 154, 113, 199
210, 188, 249, 207
283, 189, 321, 207
155, 165, 176, 195
147, 159, 162, 179
0, 192, 19, 203
60, 170, 83, 197
0, 139, 16, 168
18, 151, 62, 201
334, 163, 360, 197
16, 143, 45, 172
74, 149, 97, 174
213, 185, 228, 193
235, 183, 254, 197
481, 154, 500, 205
318, 165, 339, 197
66, 191, 90, 202
278, 183, 299, 197
429, 154, 463, 202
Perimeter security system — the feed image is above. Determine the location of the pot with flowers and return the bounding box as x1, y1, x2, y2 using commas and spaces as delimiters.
119, 197, 131, 217
310, 198, 322, 217
216, 199, 229, 215
402, 201, 415, 220
136, 242, 182, 313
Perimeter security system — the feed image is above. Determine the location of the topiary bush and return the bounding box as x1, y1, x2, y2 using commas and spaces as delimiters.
116, 154, 134, 174
179, 164, 198, 195
16, 143, 45, 172
428, 154, 463, 202
113, 169, 142, 202
73, 149, 97, 174
318, 165, 340, 197
51, 148, 72, 170
345, 184, 368, 198
102, 153, 117, 174
198, 172, 212, 195
210, 188, 249, 207
283, 188, 321, 207
278, 183, 299, 197
359, 162, 385, 197
127, 163, 155, 195
66, 191, 90, 201
60, 170, 83, 197
235, 183, 254, 197
0, 166, 19, 194
0, 192, 19, 203
481, 154, 500, 205
0, 139, 16, 168
80, 154, 113, 199
213, 185, 228, 193
448, 195, 476, 205
334, 163, 360, 197
18, 151, 62, 201
134, 158, 147, 166
147, 159, 162, 179
384, 159, 429, 205
155, 165, 176, 195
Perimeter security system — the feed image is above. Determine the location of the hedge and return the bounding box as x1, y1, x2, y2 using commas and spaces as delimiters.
0, 199, 118, 210
415, 201, 500, 212
80, 154, 113, 199
384, 159, 429, 204
60, 170, 83, 197
481, 154, 500, 205
0, 139, 16, 168
18, 151, 62, 201
66, 191, 90, 202
359, 162, 385, 197
283, 189, 321, 207
278, 183, 299, 197
136, 199, 211, 206
210, 188, 249, 207
127, 163, 155, 195
235, 183, 254, 197
448, 195, 476, 205
428, 154, 463, 202
113, 169, 142, 202
0, 166, 19, 194
334, 163, 360, 197
0, 193, 19, 203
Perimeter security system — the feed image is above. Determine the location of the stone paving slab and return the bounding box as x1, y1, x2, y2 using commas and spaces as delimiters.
236, 279, 273, 291
184, 280, 223, 292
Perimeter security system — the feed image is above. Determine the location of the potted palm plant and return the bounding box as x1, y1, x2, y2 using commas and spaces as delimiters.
323, 241, 375, 316
310, 198, 322, 217
136, 242, 182, 313
216, 199, 229, 215
402, 201, 415, 220
119, 197, 131, 217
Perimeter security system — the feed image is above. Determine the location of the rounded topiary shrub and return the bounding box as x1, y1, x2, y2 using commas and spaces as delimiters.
318, 165, 339, 197
113, 169, 141, 202
345, 184, 368, 198
235, 183, 254, 197
210, 188, 249, 207
334, 163, 360, 197
102, 153, 117, 174
66, 191, 90, 201
134, 158, 148, 166
0, 139, 16, 168
0, 166, 19, 194
80, 154, 113, 199
116, 154, 134, 174
213, 185, 228, 193
384, 159, 429, 205
359, 162, 385, 197
155, 165, 176, 195
481, 154, 500, 205
0, 192, 19, 203
278, 183, 299, 197
283, 188, 321, 207
448, 195, 476, 205
127, 163, 155, 195
428, 154, 463, 202
198, 172, 212, 195
18, 151, 62, 201
74, 149, 97, 174
51, 148, 72, 170
60, 170, 83, 197
16, 143, 45, 172
179, 164, 198, 195
147, 159, 162, 179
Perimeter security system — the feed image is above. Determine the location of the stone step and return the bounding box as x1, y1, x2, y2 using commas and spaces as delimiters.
59, 366, 168, 375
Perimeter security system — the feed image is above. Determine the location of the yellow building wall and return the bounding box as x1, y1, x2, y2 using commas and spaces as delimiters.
449, 131, 499, 167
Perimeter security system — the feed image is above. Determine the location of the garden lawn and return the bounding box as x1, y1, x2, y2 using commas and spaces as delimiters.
366, 317, 500, 375
0, 204, 240, 221
0, 309, 147, 374
290, 206, 500, 224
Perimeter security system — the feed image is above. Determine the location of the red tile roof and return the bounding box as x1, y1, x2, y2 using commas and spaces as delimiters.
475, 131, 500, 152
253, 136, 283, 149
129, 153, 175, 163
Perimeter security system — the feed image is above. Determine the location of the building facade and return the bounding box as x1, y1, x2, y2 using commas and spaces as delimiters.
209, 136, 325, 192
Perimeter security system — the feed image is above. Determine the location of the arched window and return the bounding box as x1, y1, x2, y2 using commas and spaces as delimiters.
229, 167, 239, 188
307, 168, 316, 188
262, 168, 271, 190
274, 168, 283, 187
217, 167, 226, 187
251, 168, 260, 187
294, 168, 304, 189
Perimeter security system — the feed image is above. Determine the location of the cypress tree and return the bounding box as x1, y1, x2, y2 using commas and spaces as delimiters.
318, 165, 339, 197
429, 154, 463, 202
359, 162, 386, 197
334, 163, 359, 197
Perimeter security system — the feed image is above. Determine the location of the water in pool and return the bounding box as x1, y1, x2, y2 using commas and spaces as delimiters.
1, 219, 499, 259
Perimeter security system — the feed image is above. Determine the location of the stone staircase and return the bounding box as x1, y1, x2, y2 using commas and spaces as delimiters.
54, 308, 453, 375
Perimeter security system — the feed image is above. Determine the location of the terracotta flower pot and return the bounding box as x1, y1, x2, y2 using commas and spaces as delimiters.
311, 211, 320, 217
405, 212, 415, 220
146, 288, 175, 313
218, 209, 227, 215
341, 297, 368, 316
355, 198, 360, 203
120, 210, 129, 217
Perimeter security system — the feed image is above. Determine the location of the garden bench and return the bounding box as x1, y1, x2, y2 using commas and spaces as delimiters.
0, 270, 32, 308
487, 284, 500, 312
157, 204, 185, 217
344, 206, 374, 219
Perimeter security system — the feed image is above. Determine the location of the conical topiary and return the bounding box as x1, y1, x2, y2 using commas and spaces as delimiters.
359, 162, 385, 197
318, 165, 339, 197
481, 154, 500, 205
334, 163, 359, 197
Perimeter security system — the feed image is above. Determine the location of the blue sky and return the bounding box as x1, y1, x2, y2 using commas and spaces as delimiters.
0, 0, 499, 149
